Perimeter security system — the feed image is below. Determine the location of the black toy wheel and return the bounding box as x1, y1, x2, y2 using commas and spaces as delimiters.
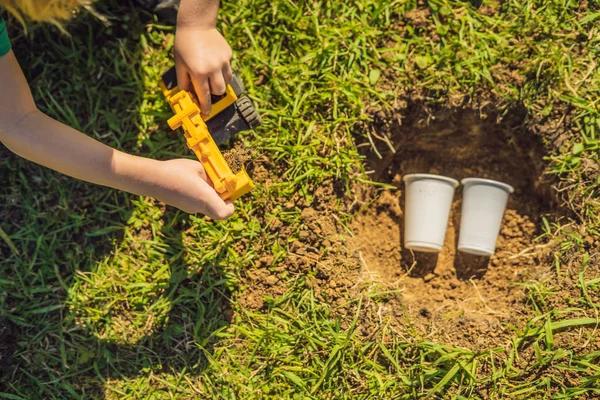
236, 96, 262, 129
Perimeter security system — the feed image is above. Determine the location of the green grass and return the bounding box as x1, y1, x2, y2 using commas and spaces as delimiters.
1, 0, 600, 398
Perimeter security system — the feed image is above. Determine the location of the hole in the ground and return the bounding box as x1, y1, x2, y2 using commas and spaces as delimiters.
349, 106, 563, 347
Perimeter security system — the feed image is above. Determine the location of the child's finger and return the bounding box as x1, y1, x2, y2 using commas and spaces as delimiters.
192, 76, 212, 116
209, 72, 227, 95
207, 201, 235, 220
175, 63, 191, 92
199, 181, 235, 220
223, 64, 233, 85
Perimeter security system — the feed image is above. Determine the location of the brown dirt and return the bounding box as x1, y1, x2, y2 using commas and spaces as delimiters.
223, 143, 252, 174
404, 8, 431, 27
478, 1, 499, 17
345, 108, 564, 348
238, 171, 361, 312
349, 193, 545, 348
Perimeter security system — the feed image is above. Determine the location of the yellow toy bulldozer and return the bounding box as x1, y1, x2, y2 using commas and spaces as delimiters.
159, 67, 261, 201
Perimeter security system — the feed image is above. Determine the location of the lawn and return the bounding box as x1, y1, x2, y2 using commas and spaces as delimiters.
1, 0, 599, 398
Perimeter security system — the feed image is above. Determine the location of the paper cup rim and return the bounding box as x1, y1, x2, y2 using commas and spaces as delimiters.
403, 173, 460, 188
461, 178, 515, 194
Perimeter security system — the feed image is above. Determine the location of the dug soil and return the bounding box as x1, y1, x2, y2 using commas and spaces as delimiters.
347, 107, 562, 348
223, 142, 253, 174
240, 106, 566, 350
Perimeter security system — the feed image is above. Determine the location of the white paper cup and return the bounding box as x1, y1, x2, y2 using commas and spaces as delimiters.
458, 178, 515, 257
403, 174, 460, 253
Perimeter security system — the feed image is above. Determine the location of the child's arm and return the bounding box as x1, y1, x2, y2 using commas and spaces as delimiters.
0, 51, 234, 219
174, 0, 232, 116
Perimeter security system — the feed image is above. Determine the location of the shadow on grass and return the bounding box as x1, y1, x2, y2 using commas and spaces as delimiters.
1, 211, 233, 398
81, 213, 234, 398
0, 2, 232, 398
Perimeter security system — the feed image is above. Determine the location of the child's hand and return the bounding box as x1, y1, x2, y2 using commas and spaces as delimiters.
151, 159, 234, 219
174, 27, 233, 116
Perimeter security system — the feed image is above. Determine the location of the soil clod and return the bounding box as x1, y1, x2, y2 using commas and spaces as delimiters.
223, 143, 252, 174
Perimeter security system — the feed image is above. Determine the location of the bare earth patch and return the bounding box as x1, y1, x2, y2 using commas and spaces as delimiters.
347, 108, 565, 348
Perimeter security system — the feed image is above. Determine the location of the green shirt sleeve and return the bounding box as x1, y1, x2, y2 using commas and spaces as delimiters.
0, 16, 11, 57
